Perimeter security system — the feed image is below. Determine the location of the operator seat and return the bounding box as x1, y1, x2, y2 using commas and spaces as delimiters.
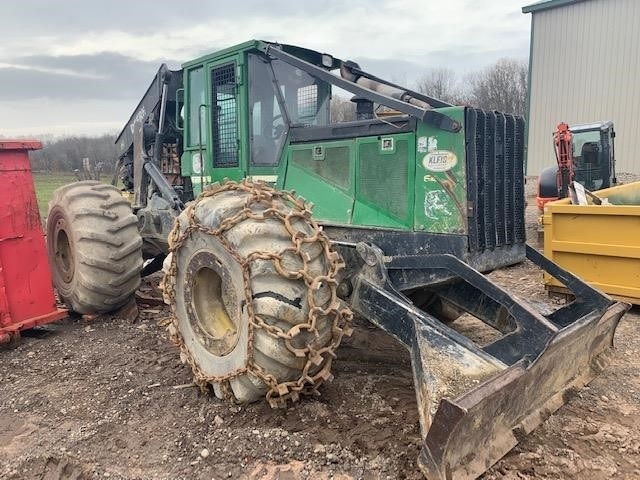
581, 142, 599, 165
578, 141, 602, 190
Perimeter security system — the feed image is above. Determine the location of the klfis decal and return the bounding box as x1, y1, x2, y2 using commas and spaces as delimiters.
422, 150, 457, 172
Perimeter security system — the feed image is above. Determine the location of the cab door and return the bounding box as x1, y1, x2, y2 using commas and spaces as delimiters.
182, 65, 208, 195
207, 54, 247, 184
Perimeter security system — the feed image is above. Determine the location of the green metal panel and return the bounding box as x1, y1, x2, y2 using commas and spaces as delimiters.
291, 144, 352, 190
283, 140, 355, 223
350, 200, 408, 229
413, 107, 468, 234
352, 133, 415, 229
281, 111, 470, 233
182, 40, 261, 70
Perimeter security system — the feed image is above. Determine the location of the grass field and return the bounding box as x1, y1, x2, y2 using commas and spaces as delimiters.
32, 172, 79, 219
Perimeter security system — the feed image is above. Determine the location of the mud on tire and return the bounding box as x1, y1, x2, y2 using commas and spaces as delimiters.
161, 180, 353, 407
46, 181, 143, 314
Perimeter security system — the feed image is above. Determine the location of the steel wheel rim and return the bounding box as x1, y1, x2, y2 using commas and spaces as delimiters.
186, 251, 240, 356
54, 217, 74, 284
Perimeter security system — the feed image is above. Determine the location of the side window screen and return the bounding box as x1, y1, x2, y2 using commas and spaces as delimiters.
297, 84, 318, 121
211, 63, 238, 167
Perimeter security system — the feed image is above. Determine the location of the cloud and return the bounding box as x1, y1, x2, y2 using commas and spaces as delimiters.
0, 0, 352, 37
0, 62, 106, 80
0, 53, 170, 101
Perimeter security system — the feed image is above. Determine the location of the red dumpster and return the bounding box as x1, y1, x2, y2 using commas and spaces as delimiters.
0, 140, 66, 344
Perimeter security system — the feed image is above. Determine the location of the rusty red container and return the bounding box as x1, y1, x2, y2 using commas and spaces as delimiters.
0, 140, 66, 344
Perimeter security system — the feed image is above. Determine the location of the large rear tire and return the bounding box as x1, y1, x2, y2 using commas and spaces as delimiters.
161, 180, 352, 407
46, 181, 143, 314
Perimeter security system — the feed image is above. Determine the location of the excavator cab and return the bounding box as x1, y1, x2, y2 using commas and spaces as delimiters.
572, 122, 616, 190
537, 121, 616, 210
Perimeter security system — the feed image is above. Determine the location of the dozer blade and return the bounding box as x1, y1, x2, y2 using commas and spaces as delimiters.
418, 301, 626, 480
349, 243, 630, 480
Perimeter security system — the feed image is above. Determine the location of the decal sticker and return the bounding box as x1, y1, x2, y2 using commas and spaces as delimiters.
312, 145, 325, 160
129, 106, 147, 133
247, 175, 278, 183
417, 136, 428, 153
424, 190, 453, 220
428, 136, 438, 152
381, 137, 394, 152
423, 150, 458, 172
191, 175, 212, 184
192, 152, 203, 174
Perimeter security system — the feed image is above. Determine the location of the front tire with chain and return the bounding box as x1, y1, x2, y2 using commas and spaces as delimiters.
161, 180, 352, 407
46, 181, 143, 314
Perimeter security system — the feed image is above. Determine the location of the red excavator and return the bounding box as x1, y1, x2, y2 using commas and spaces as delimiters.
536, 121, 617, 210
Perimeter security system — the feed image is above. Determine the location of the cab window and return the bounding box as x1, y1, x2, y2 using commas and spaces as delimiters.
188, 67, 206, 147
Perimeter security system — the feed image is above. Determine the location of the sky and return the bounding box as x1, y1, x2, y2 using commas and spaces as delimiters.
0, 0, 532, 137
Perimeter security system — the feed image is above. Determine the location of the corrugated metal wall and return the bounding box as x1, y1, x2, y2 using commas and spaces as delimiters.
526, 0, 640, 175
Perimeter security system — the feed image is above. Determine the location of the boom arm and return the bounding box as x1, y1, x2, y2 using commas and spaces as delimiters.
553, 122, 574, 199
115, 64, 183, 160
263, 44, 462, 133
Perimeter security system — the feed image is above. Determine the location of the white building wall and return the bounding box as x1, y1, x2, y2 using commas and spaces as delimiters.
526, 0, 640, 175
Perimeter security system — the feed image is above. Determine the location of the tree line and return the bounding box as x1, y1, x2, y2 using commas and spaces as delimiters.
29, 134, 118, 173
416, 58, 528, 115
332, 57, 528, 122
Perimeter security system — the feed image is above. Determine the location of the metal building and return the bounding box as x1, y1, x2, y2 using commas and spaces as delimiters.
522, 0, 640, 175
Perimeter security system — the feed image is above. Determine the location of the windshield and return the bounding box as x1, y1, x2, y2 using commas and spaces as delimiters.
572, 129, 605, 190
271, 58, 330, 126
572, 130, 600, 158
248, 54, 331, 166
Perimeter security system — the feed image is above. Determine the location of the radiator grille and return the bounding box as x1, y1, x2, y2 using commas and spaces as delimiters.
465, 109, 525, 251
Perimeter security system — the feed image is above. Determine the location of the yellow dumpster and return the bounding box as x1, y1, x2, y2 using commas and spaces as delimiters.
542, 181, 640, 304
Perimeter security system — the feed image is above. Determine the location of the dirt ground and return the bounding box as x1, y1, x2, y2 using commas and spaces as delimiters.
1, 185, 639, 480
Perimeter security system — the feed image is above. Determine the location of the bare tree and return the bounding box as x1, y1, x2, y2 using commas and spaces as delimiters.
29, 134, 118, 173
415, 68, 465, 105
467, 58, 528, 116
330, 95, 357, 123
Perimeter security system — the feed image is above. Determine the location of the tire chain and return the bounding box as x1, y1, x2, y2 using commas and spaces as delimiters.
160, 179, 353, 408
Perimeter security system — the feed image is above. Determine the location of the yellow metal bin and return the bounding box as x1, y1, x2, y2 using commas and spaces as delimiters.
543, 181, 640, 304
